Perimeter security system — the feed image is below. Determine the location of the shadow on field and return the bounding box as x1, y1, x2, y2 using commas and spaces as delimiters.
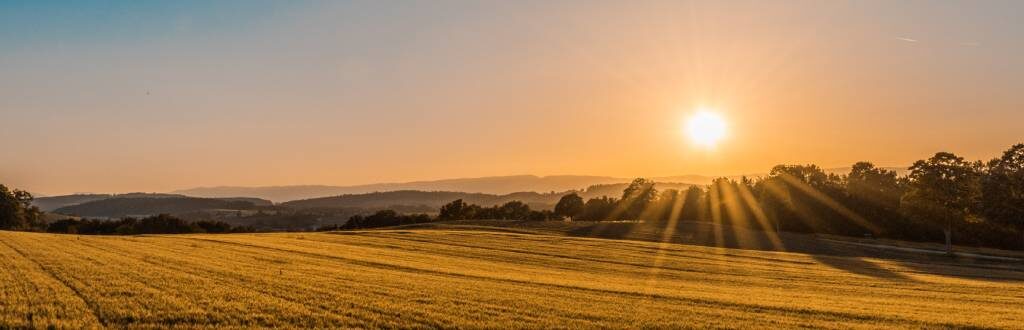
809, 255, 914, 281
390, 220, 1024, 282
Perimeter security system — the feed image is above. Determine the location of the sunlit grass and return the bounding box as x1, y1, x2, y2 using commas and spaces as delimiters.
0, 229, 1021, 328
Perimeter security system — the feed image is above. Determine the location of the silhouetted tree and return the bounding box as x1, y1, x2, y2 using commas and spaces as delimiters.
619, 178, 657, 220
579, 196, 617, 221
340, 210, 432, 229
846, 162, 907, 236
902, 152, 982, 253
0, 184, 43, 230
554, 193, 584, 221
763, 165, 853, 234
982, 144, 1024, 248
653, 189, 682, 223
438, 199, 467, 220
44, 214, 252, 235
679, 186, 704, 222
499, 201, 531, 220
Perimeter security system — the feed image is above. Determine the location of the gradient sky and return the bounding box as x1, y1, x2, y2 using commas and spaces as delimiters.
2, 0, 1023, 195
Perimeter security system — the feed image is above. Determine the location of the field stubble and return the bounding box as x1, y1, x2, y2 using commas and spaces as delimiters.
1, 229, 1022, 328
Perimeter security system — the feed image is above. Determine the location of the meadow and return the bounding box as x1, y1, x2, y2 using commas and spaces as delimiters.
1, 229, 1023, 328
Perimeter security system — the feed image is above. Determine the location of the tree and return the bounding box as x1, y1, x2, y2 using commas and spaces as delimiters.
846, 162, 906, 236
0, 184, 43, 230
679, 186, 704, 222
619, 178, 658, 220
580, 196, 617, 221
902, 152, 982, 253
653, 189, 681, 223
499, 201, 531, 220
438, 199, 467, 220
553, 193, 584, 221
982, 144, 1024, 249
764, 165, 848, 233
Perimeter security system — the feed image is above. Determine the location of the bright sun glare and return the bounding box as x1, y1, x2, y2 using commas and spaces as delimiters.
685, 110, 728, 148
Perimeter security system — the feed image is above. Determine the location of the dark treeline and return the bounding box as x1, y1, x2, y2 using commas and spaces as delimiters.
437, 199, 557, 221
44, 214, 255, 235
319, 210, 434, 230
353, 144, 1022, 251
3, 144, 1022, 250
317, 199, 560, 231
537, 144, 1024, 251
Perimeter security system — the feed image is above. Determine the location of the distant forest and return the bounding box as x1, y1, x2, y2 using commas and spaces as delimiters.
2, 143, 1022, 250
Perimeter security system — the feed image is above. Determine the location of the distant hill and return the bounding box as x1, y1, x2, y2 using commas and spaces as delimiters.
53, 197, 263, 218
282, 182, 696, 211
174, 175, 705, 203
32, 193, 186, 211
282, 190, 562, 211
34, 193, 272, 212
174, 168, 908, 203
175, 175, 630, 202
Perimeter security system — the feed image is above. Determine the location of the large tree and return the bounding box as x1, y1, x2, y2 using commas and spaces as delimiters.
438, 199, 467, 220
619, 178, 658, 220
982, 144, 1024, 248
553, 193, 584, 221
679, 186, 704, 222
846, 162, 906, 236
901, 152, 982, 253
763, 165, 849, 233
580, 196, 617, 221
0, 184, 43, 230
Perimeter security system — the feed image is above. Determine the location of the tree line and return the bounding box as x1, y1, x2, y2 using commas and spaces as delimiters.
3, 144, 1022, 249
45, 215, 255, 235
544, 144, 1024, 251
317, 200, 560, 230
342, 144, 1023, 251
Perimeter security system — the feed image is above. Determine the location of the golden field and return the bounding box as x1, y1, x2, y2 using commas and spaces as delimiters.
1, 229, 1023, 329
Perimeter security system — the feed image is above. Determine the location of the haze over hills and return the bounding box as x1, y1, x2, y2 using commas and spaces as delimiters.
33, 193, 272, 212
53, 197, 267, 219
174, 168, 907, 203
280, 182, 696, 211
173, 175, 630, 202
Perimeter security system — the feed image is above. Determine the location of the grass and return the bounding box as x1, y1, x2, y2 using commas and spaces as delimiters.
1, 229, 1023, 328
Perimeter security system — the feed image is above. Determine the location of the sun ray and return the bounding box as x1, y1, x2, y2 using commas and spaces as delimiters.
776, 174, 882, 234
735, 183, 784, 251
708, 182, 725, 248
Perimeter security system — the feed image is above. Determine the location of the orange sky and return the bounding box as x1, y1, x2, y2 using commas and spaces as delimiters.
2, 1, 1022, 195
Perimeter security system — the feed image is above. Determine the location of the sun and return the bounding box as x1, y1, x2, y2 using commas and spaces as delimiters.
684, 110, 728, 148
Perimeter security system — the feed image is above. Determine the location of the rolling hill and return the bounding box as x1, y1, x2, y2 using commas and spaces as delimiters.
32, 193, 184, 211
174, 175, 631, 202
281, 182, 696, 211
33, 193, 272, 212
52, 197, 267, 218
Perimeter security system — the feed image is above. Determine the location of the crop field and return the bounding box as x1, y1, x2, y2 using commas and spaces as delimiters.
1, 229, 1023, 328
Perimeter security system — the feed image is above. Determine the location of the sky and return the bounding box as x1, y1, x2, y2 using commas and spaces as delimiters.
2, 0, 1023, 195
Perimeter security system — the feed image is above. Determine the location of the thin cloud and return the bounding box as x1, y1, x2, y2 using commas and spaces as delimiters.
895, 37, 919, 43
